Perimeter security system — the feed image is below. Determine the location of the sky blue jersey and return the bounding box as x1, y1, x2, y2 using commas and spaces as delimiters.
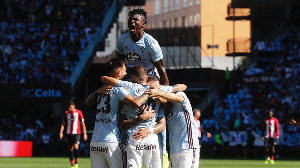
117, 32, 163, 77
118, 80, 172, 135
91, 86, 129, 143
165, 92, 200, 154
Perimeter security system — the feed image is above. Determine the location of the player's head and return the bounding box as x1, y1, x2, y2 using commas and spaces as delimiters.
130, 65, 148, 83
193, 109, 201, 119
267, 109, 274, 118
147, 75, 160, 88
106, 58, 127, 80
68, 100, 75, 112
128, 8, 147, 35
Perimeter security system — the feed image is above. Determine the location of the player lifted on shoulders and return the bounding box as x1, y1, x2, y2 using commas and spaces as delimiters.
261, 109, 280, 165
117, 8, 169, 85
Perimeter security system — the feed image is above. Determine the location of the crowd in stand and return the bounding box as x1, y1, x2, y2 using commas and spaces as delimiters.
0, 115, 54, 144
201, 22, 300, 147
0, 0, 112, 84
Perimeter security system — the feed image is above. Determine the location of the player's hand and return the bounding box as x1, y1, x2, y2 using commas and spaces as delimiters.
83, 133, 88, 141
145, 88, 161, 97
139, 105, 156, 121
59, 132, 63, 140
97, 85, 113, 94
261, 137, 264, 141
132, 128, 150, 141
207, 133, 212, 138
154, 96, 167, 103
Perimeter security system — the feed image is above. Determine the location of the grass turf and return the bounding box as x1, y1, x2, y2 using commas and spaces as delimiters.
0, 157, 300, 168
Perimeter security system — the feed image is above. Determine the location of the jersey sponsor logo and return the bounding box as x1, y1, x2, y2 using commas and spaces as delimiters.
95, 117, 111, 123
126, 52, 141, 62
90, 146, 108, 153
135, 144, 156, 150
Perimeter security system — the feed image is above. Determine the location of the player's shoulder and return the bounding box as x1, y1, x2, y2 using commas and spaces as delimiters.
144, 32, 159, 45
112, 85, 129, 93
176, 91, 186, 96
75, 109, 83, 113
118, 32, 131, 42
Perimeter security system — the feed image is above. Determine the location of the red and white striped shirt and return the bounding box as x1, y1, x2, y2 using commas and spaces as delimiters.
194, 119, 201, 138
63, 109, 84, 134
263, 117, 280, 138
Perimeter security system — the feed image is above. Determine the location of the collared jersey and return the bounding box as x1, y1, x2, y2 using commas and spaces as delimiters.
91, 86, 129, 143
118, 80, 172, 134
165, 92, 200, 154
117, 32, 163, 77
263, 117, 280, 138
63, 109, 84, 134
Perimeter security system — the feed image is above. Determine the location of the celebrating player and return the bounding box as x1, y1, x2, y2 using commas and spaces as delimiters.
59, 100, 88, 168
85, 58, 153, 168
261, 109, 280, 164
117, 8, 169, 85
145, 89, 200, 168
101, 65, 186, 168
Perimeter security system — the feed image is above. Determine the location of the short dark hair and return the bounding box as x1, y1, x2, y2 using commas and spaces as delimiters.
131, 65, 147, 81
128, 8, 147, 24
68, 100, 75, 106
105, 58, 126, 74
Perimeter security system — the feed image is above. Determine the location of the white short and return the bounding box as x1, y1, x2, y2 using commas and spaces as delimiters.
90, 141, 124, 168
127, 133, 162, 168
170, 148, 200, 168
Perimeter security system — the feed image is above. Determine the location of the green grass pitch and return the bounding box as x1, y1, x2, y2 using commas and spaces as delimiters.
0, 157, 299, 168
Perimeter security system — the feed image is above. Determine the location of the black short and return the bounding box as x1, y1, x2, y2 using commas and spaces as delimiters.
264, 138, 276, 146
66, 134, 81, 146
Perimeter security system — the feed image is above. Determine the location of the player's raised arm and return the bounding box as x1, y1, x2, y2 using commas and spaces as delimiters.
146, 89, 184, 103
123, 92, 150, 108
101, 76, 120, 86
154, 59, 169, 85
172, 84, 187, 92
85, 85, 113, 106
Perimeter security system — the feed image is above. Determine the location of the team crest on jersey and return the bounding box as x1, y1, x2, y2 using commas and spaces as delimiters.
126, 51, 141, 62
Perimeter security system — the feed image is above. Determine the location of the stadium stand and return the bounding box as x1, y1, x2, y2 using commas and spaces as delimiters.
0, 0, 111, 84
202, 21, 300, 147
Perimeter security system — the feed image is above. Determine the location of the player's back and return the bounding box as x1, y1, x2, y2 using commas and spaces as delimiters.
166, 92, 200, 154
118, 80, 160, 134
91, 86, 129, 143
